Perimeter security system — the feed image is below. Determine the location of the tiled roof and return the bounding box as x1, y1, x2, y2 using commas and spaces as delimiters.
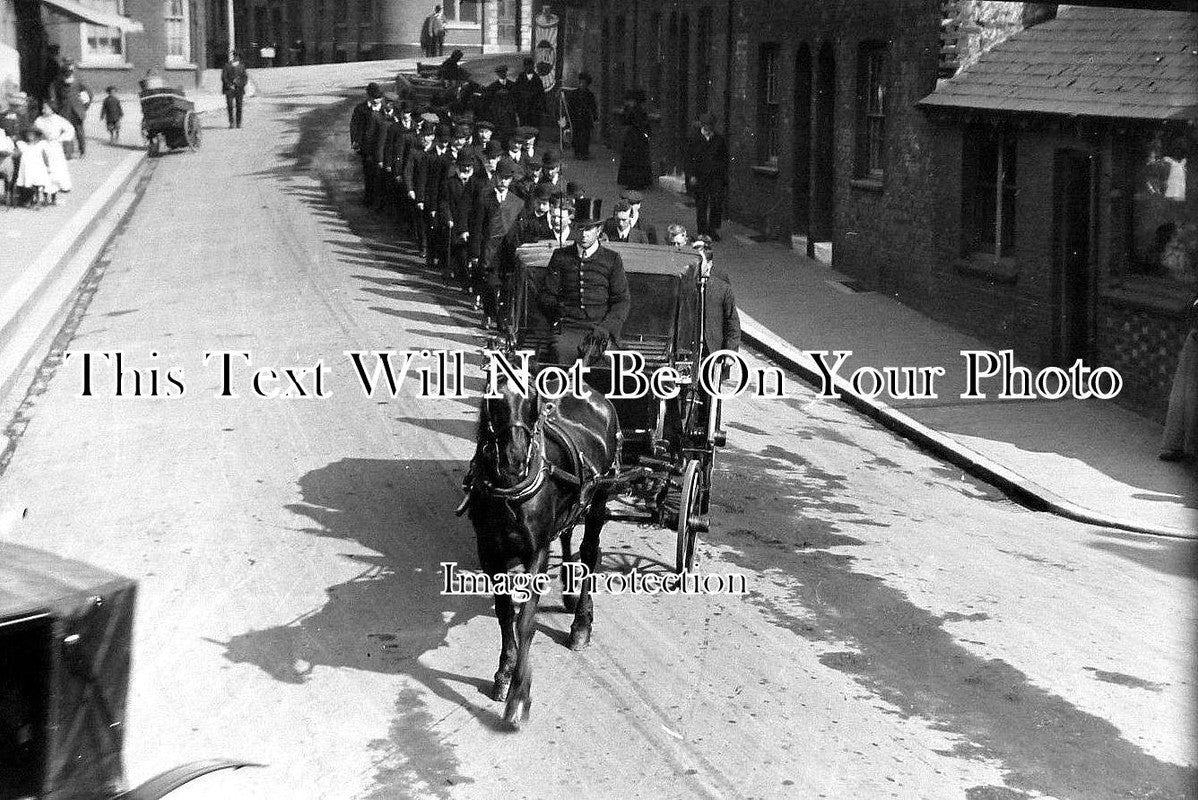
920, 6, 1198, 120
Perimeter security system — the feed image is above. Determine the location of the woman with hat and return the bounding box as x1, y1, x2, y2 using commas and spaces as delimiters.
617, 88, 653, 190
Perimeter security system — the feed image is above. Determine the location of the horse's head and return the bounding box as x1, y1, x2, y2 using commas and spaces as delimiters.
479, 377, 541, 487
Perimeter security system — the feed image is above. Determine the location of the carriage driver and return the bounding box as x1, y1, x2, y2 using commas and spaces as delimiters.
536, 205, 630, 366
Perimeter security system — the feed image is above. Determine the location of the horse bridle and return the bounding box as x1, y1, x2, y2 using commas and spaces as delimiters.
478, 406, 549, 502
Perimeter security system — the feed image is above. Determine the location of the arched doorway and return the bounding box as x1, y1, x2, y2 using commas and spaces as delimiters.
792, 43, 812, 238
811, 40, 836, 247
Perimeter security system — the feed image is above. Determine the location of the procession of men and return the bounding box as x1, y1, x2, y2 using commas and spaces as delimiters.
348, 56, 738, 365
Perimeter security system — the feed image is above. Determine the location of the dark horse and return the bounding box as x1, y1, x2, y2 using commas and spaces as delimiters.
463, 373, 619, 725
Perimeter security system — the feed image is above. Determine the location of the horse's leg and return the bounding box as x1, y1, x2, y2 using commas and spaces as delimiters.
569, 489, 607, 651
504, 546, 550, 725
560, 529, 576, 613
492, 592, 518, 702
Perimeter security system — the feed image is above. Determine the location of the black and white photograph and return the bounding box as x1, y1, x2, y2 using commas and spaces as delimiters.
0, 0, 1196, 797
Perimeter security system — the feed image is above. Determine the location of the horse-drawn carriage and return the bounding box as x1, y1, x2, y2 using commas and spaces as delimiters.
0, 541, 258, 798
139, 87, 201, 157
505, 240, 726, 573
461, 239, 731, 724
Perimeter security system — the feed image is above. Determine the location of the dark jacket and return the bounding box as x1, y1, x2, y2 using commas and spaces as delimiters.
471, 188, 525, 278
687, 131, 729, 187
540, 244, 631, 340
601, 220, 649, 244
439, 170, 477, 233
567, 87, 598, 131
406, 145, 436, 205
221, 60, 249, 96
678, 263, 741, 355
520, 212, 555, 244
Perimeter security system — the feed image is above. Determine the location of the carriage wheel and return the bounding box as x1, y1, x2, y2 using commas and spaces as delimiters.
675, 459, 701, 573
185, 111, 202, 150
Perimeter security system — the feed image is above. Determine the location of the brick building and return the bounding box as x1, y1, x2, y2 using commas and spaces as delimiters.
205, 0, 568, 68
4, 0, 195, 96
576, 0, 1198, 420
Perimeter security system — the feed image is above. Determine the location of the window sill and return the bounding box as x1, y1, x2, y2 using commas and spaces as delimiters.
850, 177, 883, 192
78, 61, 134, 70
445, 21, 481, 29
751, 165, 779, 178
164, 62, 198, 70
1102, 276, 1195, 316
954, 254, 1018, 284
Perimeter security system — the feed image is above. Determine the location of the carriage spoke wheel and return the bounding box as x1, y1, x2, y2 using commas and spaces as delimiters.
675, 459, 701, 573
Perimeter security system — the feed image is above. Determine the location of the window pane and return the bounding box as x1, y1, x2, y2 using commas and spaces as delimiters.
1132, 129, 1195, 278
460, 0, 478, 23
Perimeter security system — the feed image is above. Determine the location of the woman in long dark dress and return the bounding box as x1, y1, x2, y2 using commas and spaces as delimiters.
617, 91, 653, 190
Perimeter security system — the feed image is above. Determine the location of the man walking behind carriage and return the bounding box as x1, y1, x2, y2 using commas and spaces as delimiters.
222, 51, 249, 129
537, 208, 630, 366
686, 115, 729, 240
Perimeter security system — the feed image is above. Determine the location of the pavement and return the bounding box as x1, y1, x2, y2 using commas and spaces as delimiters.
549, 147, 1197, 539
3, 57, 1192, 540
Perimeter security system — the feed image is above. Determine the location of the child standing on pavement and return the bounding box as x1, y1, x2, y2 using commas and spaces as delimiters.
100, 86, 123, 144
15, 128, 50, 207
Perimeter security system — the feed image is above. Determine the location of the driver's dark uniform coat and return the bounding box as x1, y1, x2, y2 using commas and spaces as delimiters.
539, 244, 630, 342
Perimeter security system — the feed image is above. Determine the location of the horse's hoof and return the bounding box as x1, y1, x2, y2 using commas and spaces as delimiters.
568, 626, 591, 651
562, 593, 577, 613
492, 677, 511, 702
503, 695, 532, 725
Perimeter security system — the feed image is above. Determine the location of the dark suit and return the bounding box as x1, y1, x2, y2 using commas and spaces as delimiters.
221, 60, 249, 127
601, 220, 649, 244
440, 171, 477, 286
513, 72, 545, 126
566, 86, 598, 159
539, 244, 631, 363
471, 188, 525, 320
687, 131, 730, 236
405, 145, 435, 253
520, 212, 555, 244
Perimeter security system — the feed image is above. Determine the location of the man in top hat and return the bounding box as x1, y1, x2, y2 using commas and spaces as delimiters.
470, 158, 526, 327
440, 150, 478, 290
537, 203, 629, 365
521, 183, 558, 244
602, 199, 650, 244
686, 114, 730, 241
566, 71, 599, 160
351, 82, 386, 207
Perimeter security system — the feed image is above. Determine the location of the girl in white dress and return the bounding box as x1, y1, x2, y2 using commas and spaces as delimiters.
33, 103, 73, 199
15, 128, 50, 206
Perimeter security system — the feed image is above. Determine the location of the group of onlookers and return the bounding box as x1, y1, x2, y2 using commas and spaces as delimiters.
0, 58, 124, 209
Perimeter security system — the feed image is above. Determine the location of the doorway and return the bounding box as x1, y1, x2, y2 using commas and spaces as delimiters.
792, 44, 812, 237
811, 40, 836, 246
676, 13, 690, 164
1053, 149, 1095, 364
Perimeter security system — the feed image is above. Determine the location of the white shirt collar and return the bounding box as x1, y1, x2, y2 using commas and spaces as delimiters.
577, 239, 600, 259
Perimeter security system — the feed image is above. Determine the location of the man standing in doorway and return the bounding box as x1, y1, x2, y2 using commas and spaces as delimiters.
567, 71, 598, 160
686, 114, 729, 241
222, 51, 249, 129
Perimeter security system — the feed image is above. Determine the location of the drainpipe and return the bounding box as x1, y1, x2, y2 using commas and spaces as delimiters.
724, 0, 733, 134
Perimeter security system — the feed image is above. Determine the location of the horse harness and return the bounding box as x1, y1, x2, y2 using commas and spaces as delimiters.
458, 401, 610, 533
